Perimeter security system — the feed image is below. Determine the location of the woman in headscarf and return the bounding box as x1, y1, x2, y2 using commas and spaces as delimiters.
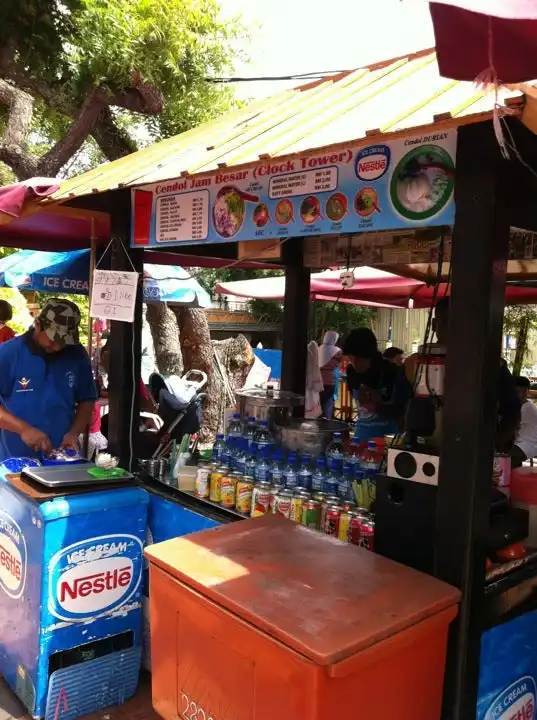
318, 331, 342, 418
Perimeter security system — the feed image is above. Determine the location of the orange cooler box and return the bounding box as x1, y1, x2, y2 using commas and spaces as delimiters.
145, 515, 460, 720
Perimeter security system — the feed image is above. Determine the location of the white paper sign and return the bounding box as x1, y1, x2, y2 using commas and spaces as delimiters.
90, 269, 139, 323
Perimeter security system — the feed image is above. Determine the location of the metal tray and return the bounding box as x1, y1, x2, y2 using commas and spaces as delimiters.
22, 463, 134, 488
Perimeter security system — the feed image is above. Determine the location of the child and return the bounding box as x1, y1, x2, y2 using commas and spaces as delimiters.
0, 300, 15, 343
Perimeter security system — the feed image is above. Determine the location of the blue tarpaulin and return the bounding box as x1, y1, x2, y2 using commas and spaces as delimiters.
0, 249, 211, 306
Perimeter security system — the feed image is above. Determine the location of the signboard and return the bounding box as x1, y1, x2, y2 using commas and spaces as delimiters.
0, 510, 26, 599
90, 269, 139, 323
131, 130, 457, 248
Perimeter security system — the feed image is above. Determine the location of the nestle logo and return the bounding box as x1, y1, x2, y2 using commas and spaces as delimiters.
48, 533, 143, 622
59, 566, 132, 602
0, 542, 21, 581
0, 511, 26, 599
355, 145, 390, 182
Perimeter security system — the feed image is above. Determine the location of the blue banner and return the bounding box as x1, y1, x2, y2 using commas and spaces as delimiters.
131, 130, 457, 248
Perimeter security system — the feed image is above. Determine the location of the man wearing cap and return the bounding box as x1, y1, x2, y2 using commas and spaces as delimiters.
0, 299, 97, 460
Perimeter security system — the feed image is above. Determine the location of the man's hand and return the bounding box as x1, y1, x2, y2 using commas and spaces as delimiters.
60, 431, 80, 451
21, 427, 52, 454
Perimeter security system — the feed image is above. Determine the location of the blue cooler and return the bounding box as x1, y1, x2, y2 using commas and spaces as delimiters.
142, 488, 219, 670
0, 472, 148, 719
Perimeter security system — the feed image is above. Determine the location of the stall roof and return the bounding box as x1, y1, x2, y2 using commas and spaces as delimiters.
38, 48, 521, 205
0, 47, 523, 254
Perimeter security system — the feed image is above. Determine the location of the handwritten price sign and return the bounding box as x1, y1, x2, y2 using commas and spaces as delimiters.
90, 269, 139, 323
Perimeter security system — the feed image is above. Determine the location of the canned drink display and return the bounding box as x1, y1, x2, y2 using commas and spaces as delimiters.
220, 471, 240, 508
273, 488, 293, 518
209, 466, 227, 503
301, 500, 321, 529
194, 463, 210, 499
359, 520, 375, 551
290, 490, 310, 523
235, 475, 254, 515
323, 504, 341, 537
251, 481, 272, 517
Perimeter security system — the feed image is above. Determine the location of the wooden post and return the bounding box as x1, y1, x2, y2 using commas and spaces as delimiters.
281, 238, 310, 396
434, 121, 510, 720
106, 189, 144, 471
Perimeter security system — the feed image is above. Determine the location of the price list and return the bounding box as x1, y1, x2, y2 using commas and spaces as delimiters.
156, 190, 209, 242
269, 166, 338, 199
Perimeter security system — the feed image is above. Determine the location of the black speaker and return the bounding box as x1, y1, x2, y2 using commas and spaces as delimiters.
375, 473, 438, 574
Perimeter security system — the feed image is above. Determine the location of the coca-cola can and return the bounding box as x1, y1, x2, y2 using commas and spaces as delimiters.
323, 505, 341, 537
359, 520, 375, 551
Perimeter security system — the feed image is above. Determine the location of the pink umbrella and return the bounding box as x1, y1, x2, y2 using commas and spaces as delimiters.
430, 1, 537, 83
0, 178, 60, 225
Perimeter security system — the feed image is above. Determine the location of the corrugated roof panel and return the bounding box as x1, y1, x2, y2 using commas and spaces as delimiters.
49, 49, 523, 203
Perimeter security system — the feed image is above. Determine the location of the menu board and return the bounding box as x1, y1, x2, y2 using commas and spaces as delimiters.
131, 130, 457, 248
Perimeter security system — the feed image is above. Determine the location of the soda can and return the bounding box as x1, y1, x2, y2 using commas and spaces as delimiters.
348, 512, 368, 546
359, 520, 375, 551
251, 481, 272, 517
338, 509, 353, 542
273, 488, 293, 518
220, 471, 240, 508
341, 500, 357, 513
312, 492, 327, 505
293, 486, 308, 495
209, 466, 228, 503
269, 485, 282, 513
320, 497, 340, 528
301, 499, 321, 529
194, 463, 211, 499
236, 475, 254, 516
290, 490, 310, 523
323, 504, 341, 537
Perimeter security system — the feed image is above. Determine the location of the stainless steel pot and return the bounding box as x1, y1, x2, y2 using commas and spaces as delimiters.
236, 388, 304, 428
275, 418, 351, 457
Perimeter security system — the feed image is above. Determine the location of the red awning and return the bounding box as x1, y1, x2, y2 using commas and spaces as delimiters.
430, 1, 537, 83
216, 268, 537, 308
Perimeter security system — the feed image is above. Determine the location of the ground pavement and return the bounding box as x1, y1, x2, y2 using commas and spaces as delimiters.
0, 674, 157, 720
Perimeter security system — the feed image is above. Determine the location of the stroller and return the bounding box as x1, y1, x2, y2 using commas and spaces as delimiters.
137, 369, 208, 460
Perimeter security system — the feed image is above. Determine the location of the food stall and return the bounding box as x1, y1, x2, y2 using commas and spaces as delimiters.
4, 47, 537, 719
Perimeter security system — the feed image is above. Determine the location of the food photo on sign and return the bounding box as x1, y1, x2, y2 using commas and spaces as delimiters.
131, 130, 457, 248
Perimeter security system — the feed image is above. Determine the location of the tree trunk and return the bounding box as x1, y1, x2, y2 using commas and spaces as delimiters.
173, 307, 221, 443
513, 314, 531, 376
213, 335, 254, 392
145, 302, 183, 376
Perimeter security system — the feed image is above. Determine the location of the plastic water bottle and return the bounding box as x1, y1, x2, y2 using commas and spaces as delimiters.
212, 433, 225, 462
235, 438, 249, 475
220, 437, 233, 467
323, 458, 340, 496
269, 448, 284, 486
253, 420, 275, 450
312, 458, 326, 492
297, 455, 313, 490
326, 432, 345, 470
244, 417, 257, 449
245, 443, 257, 478
338, 462, 354, 501
255, 447, 270, 483
348, 434, 362, 466
283, 452, 298, 489
227, 412, 243, 439
360, 441, 381, 473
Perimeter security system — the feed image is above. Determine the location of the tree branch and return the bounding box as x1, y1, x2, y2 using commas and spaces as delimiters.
92, 107, 138, 161
37, 88, 106, 177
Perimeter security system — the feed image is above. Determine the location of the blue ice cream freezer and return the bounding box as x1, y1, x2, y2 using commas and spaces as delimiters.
0, 471, 148, 720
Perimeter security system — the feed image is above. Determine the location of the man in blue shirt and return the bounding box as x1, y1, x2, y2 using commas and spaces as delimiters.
0, 299, 97, 460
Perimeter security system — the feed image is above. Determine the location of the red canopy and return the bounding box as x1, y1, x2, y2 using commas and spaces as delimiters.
216, 268, 537, 308
430, 1, 537, 83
